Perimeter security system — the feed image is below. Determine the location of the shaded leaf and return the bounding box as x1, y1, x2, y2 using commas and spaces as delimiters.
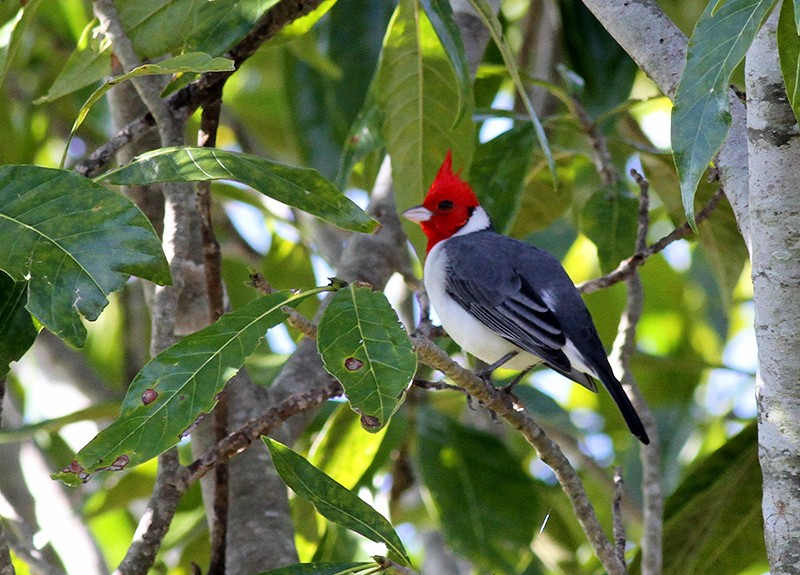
268, 0, 337, 46
0, 166, 170, 347
99, 147, 377, 233
63, 53, 234, 166
419, 0, 471, 124
317, 284, 416, 432
0, 272, 38, 379
470, 123, 535, 234
466, 0, 555, 185
580, 182, 638, 273
778, 0, 800, 123
53, 288, 329, 485
256, 563, 373, 575
671, 0, 776, 227
337, 95, 384, 189
264, 437, 410, 565
376, 0, 474, 257
639, 424, 767, 575
416, 408, 539, 573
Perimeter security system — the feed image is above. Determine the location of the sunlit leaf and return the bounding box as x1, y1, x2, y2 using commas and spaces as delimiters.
416, 407, 539, 573
778, 0, 800, 124
376, 0, 474, 257
62, 52, 234, 167
53, 288, 330, 485
671, 0, 776, 227
317, 284, 416, 432
419, 0, 471, 124
0, 0, 45, 88
99, 147, 378, 233
0, 166, 170, 347
264, 437, 411, 565
0, 272, 38, 379
267, 0, 337, 46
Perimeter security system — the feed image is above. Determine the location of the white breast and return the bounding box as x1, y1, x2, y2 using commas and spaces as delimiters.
424, 240, 541, 371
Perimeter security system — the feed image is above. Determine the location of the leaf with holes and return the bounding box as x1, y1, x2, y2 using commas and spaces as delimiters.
99, 147, 377, 233
265, 437, 410, 565
0, 166, 169, 347
671, 0, 776, 227
52, 288, 330, 486
317, 284, 416, 432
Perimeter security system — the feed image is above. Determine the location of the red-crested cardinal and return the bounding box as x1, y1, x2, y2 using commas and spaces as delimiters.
403, 151, 649, 445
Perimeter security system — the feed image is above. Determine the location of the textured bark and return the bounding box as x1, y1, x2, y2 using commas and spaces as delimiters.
746, 10, 800, 574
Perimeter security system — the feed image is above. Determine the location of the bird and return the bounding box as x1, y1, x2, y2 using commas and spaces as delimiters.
403, 151, 649, 445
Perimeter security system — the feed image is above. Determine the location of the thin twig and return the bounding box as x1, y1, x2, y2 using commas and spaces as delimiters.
374, 556, 419, 575
578, 187, 726, 294
609, 170, 663, 575
612, 467, 627, 570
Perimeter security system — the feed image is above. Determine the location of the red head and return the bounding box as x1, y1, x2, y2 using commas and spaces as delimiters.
403, 151, 481, 253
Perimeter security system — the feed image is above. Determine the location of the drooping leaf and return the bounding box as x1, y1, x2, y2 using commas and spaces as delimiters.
419, 0, 471, 124
53, 288, 329, 486
99, 147, 378, 233
671, 0, 777, 227
255, 562, 373, 575
42, 0, 282, 101
466, 0, 555, 186
62, 53, 235, 166
317, 284, 416, 432
264, 437, 410, 565
470, 123, 535, 234
778, 0, 800, 124
416, 407, 539, 573
639, 424, 767, 575
0, 0, 45, 88
0, 166, 170, 347
376, 0, 474, 257
0, 272, 38, 379
580, 182, 638, 273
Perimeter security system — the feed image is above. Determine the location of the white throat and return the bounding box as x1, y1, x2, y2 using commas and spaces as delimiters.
453, 206, 491, 237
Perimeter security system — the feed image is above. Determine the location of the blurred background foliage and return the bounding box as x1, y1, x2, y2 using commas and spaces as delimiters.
0, 0, 761, 574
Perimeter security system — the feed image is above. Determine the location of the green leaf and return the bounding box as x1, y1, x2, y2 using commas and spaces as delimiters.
99, 147, 378, 233
657, 424, 766, 575
264, 437, 410, 565
317, 284, 416, 432
419, 0, 471, 125
267, 0, 337, 46
42, 0, 281, 101
470, 123, 535, 234
416, 408, 539, 573
778, 0, 800, 123
376, 0, 475, 257
0, 166, 170, 347
0, 0, 45, 88
53, 288, 328, 485
671, 0, 777, 228
309, 403, 389, 489
62, 53, 235, 167
255, 563, 373, 575
466, 0, 555, 187
580, 182, 638, 273
0, 272, 38, 379
336, 95, 384, 189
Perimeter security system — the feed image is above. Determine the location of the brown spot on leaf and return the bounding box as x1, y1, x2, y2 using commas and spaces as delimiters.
142, 388, 158, 405
62, 460, 83, 474
108, 455, 129, 471
345, 357, 364, 371
360, 415, 381, 429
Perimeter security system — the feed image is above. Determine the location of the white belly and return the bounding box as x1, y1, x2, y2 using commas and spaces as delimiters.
424, 243, 541, 371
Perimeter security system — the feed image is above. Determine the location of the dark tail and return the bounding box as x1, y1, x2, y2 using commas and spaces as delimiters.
598, 371, 650, 445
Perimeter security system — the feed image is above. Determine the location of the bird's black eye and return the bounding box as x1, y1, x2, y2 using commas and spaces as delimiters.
438, 200, 453, 211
